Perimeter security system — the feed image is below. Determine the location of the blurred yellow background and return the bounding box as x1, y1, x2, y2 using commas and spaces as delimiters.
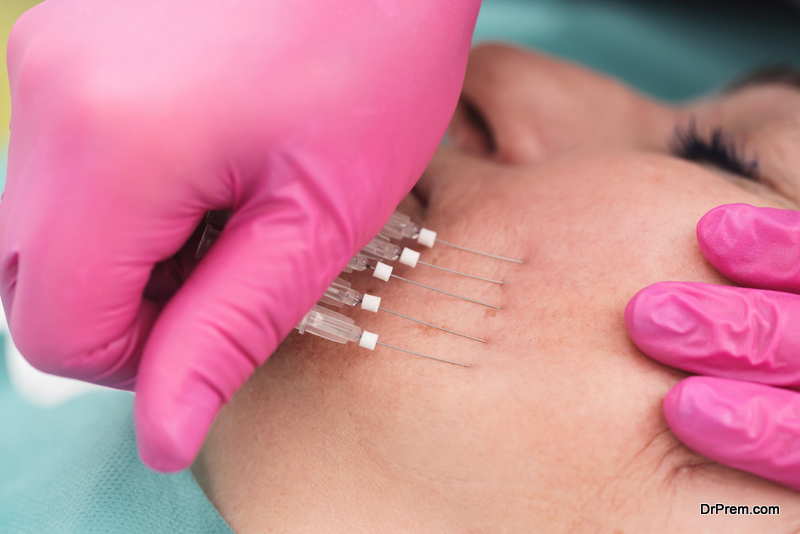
1, 0, 41, 141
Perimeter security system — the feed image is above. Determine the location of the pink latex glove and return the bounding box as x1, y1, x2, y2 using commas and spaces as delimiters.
626, 203, 800, 491
0, 0, 481, 472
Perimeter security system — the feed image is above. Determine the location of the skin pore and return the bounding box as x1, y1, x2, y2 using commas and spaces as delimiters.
190, 45, 800, 532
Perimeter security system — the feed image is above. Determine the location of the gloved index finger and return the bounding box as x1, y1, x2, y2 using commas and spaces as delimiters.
625, 281, 800, 389
697, 203, 800, 293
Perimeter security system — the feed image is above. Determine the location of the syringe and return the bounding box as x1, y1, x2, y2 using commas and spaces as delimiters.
320, 277, 486, 343
295, 305, 470, 367
380, 211, 524, 264
355, 236, 504, 284
370, 261, 500, 310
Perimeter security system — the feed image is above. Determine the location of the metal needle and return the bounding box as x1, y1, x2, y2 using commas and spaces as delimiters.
435, 239, 524, 264
386, 270, 501, 310
377, 341, 470, 367
417, 260, 504, 285
378, 306, 487, 343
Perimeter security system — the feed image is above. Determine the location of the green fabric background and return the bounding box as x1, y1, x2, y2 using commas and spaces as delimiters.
474, 0, 800, 101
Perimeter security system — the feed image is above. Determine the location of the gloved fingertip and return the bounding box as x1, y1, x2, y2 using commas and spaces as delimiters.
135, 389, 222, 473
663, 376, 717, 438
664, 376, 763, 440
697, 203, 800, 292
696, 203, 741, 234
696, 203, 752, 273
624, 282, 666, 341
665, 376, 800, 492
624, 282, 699, 365
663, 377, 748, 462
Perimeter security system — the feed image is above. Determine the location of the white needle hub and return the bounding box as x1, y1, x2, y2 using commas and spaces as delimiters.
359, 331, 379, 350
417, 228, 437, 248
399, 247, 420, 268
361, 294, 381, 313
372, 261, 394, 282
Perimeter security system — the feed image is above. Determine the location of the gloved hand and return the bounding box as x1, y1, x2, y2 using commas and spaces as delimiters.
0, 0, 481, 472
626, 203, 800, 491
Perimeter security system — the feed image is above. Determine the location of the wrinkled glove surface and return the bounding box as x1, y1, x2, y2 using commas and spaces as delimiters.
627, 204, 800, 491
0, 0, 480, 472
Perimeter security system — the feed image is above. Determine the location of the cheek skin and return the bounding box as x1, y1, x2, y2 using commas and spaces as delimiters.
196, 150, 800, 532
499, 153, 800, 509
411, 152, 800, 515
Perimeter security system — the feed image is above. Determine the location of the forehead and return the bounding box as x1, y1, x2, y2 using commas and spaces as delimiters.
726, 67, 800, 95
696, 83, 800, 128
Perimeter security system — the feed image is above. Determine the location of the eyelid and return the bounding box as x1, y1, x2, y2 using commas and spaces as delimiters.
668, 120, 796, 207
725, 65, 800, 96
669, 120, 759, 182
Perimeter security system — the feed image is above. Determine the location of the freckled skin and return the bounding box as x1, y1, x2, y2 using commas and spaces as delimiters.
192, 46, 800, 533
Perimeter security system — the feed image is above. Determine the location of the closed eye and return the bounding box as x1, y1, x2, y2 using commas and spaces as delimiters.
669, 119, 759, 181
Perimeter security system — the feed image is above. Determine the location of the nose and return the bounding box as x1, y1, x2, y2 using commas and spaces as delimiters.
448, 44, 674, 165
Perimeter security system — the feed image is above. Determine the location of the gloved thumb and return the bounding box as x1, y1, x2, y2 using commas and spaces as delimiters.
134, 203, 355, 472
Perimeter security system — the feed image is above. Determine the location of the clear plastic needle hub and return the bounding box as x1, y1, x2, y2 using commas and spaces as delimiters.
380, 212, 420, 240
361, 235, 401, 262
295, 305, 469, 367
321, 281, 485, 343
387, 210, 524, 264
320, 277, 362, 308
398, 247, 503, 284
295, 305, 362, 344
344, 253, 372, 273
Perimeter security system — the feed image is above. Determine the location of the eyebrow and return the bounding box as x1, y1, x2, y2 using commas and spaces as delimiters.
725, 65, 800, 94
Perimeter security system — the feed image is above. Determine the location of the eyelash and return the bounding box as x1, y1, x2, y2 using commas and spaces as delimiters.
669, 120, 760, 181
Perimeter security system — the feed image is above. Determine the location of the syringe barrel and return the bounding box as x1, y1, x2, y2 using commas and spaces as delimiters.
204, 210, 233, 228
195, 224, 222, 259
320, 277, 362, 307
195, 210, 233, 259
380, 211, 420, 241
295, 305, 362, 344
361, 235, 401, 262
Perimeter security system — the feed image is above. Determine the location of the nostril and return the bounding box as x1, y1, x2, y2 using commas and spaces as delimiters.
450, 96, 496, 157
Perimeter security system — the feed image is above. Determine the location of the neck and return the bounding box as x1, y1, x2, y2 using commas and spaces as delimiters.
191, 336, 560, 533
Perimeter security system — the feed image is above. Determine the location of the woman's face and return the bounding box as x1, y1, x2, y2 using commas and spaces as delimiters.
195, 45, 800, 533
